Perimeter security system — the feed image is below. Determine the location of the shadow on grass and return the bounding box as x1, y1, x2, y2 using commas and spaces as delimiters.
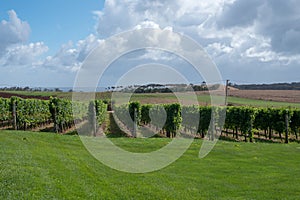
40, 126, 55, 133
105, 112, 129, 138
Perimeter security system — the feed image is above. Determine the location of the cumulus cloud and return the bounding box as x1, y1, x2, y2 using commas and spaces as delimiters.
217, 0, 300, 55
0, 10, 48, 68
93, 0, 300, 83
1, 1, 300, 84
43, 34, 103, 72
95, 0, 224, 38
0, 10, 30, 54
0, 42, 48, 67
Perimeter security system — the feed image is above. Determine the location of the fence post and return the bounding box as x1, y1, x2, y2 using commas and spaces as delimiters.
133, 108, 137, 138
12, 100, 17, 130
93, 104, 97, 137
54, 106, 59, 133
285, 111, 289, 144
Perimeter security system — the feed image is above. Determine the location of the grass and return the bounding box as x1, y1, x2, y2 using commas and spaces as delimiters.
1, 130, 300, 199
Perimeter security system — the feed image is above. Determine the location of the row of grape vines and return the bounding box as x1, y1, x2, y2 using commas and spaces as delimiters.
0, 97, 107, 133
1, 96, 299, 142
114, 102, 300, 142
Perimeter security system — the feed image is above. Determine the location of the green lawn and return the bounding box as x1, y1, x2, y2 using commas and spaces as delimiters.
1, 130, 300, 199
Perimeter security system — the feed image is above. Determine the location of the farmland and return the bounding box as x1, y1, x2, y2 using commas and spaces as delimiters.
128, 92, 300, 108
1, 96, 300, 142
2, 1, 299, 199
229, 90, 300, 103
1, 89, 300, 108
1, 90, 300, 199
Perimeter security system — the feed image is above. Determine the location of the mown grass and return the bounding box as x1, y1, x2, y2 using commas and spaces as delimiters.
1, 130, 300, 199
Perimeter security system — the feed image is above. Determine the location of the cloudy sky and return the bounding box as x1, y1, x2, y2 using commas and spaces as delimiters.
0, 0, 299, 88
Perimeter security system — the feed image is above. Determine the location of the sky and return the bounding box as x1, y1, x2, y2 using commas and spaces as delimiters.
0, 0, 300, 88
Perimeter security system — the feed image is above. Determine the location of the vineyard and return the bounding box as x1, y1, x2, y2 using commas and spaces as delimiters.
114, 102, 300, 143
1, 96, 300, 143
0, 97, 107, 133
1, 97, 300, 199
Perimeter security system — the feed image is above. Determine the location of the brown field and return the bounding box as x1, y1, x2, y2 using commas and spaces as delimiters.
228, 90, 300, 103
0, 92, 51, 100
1, 89, 300, 104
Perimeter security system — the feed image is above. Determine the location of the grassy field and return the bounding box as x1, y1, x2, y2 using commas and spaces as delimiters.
1, 130, 300, 199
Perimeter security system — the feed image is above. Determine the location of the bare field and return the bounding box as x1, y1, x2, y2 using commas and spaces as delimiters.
228, 90, 300, 103
1, 90, 300, 106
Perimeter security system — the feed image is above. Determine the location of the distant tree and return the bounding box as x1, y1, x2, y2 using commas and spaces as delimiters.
55, 88, 62, 92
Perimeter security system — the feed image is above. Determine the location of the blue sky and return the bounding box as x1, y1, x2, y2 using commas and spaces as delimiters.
0, 0, 104, 54
0, 0, 300, 88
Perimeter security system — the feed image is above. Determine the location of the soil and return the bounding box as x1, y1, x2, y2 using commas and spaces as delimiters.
0, 92, 51, 100
228, 90, 300, 103
1, 90, 300, 103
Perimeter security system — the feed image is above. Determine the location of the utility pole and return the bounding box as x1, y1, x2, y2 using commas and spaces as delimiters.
225, 79, 230, 105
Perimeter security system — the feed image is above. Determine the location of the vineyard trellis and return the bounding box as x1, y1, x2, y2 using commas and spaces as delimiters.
0, 96, 299, 142
114, 102, 300, 142
0, 97, 106, 133
11, 97, 51, 130
0, 98, 12, 128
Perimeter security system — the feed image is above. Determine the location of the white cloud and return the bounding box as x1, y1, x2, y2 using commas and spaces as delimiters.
206, 43, 233, 57
218, 0, 300, 55
139, 50, 175, 61
0, 42, 48, 67
0, 10, 30, 54
95, 0, 300, 65
0, 10, 48, 68
86, 0, 300, 84
1, 1, 300, 85
134, 20, 160, 30
96, 0, 224, 38
43, 34, 103, 72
